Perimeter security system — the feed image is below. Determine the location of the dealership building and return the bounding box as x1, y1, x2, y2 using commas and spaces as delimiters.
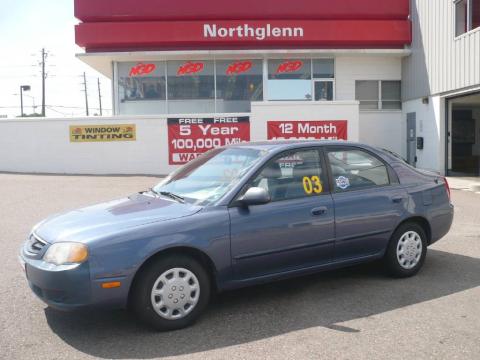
0, 0, 478, 176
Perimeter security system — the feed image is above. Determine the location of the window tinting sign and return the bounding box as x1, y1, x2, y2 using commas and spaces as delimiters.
70, 124, 136, 142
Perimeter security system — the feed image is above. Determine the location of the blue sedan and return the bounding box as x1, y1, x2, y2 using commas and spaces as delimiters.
20, 141, 454, 330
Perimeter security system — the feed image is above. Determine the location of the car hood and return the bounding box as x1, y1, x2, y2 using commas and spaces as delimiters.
34, 193, 202, 244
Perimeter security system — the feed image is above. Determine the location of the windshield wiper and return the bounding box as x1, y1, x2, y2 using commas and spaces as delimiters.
158, 191, 185, 204
140, 188, 160, 197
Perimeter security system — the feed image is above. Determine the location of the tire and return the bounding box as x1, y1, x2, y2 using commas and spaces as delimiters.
384, 222, 427, 278
131, 254, 211, 331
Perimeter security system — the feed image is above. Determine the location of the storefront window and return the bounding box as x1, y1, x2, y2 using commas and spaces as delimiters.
167, 60, 215, 114
215, 59, 263, 113
118, 62, 167, 114
117, 58, 337, 115
313, 59, 334, 78
314, 81, 334, 101
267, 59, 312, 101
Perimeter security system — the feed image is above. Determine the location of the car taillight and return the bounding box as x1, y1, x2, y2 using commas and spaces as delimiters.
443, 177, 451, 201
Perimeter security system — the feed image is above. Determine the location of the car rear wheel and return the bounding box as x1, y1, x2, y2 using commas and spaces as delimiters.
131, 254, 210, 331
384, 222, 427, 278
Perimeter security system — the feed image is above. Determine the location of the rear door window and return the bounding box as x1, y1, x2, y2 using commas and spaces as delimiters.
327, 148, 390, 192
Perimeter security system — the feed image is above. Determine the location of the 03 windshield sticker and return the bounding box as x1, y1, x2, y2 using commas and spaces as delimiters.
335, 176, 350, 190
303, 176, 323, 195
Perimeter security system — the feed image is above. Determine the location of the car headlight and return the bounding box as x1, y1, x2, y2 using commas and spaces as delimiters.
43, 242, 89, 266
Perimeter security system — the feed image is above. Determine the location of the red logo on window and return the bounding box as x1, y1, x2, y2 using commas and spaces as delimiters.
177, 62, 204, 76
276, 60, 303, 74
226, 61, 253, 75
129, 63, 156, 77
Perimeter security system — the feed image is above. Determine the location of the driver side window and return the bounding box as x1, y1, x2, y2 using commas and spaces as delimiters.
327, 148, 389, 192
250, 149, 326, 202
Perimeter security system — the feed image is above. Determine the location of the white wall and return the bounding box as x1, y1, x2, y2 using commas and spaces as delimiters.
0, 117, 173, 175
335, 56, 402, 101
402, 96, 445, 173
0, 55, 406, 176
358, 111, 405, 156
334, 55, 405, 157
0, 101, 364, 175
250, 101, 359, 141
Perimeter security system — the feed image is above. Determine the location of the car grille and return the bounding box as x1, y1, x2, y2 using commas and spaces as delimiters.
26, 233, 47, 254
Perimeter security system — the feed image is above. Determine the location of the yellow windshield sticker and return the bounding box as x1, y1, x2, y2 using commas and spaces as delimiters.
303, 176, 323, 194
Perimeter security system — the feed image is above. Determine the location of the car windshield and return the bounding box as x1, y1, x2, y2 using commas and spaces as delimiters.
153, 147, 266, 206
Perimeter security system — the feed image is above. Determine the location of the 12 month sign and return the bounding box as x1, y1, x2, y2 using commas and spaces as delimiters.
267, 120, 347, 140
168, 117, 250, 165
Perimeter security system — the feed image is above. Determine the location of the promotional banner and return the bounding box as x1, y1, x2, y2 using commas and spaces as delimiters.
168, 117, 250, 165
267, 120, 347, 140
70, 124, 136, 142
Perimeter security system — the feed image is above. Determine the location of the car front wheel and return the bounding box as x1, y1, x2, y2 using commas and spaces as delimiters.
385, 222, 427, 278
131, 254, 211, 331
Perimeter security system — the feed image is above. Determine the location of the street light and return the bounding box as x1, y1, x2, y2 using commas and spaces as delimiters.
20, 85, 31, 117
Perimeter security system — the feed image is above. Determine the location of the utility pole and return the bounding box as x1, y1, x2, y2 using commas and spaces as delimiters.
20, 89, 24, 117
82, 72, 89, 116
41, 48, 46, 117
97, 78, 103, 116
19, 85, 31, 117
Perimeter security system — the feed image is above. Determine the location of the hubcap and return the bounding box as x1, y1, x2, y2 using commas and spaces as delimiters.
396, 231, 423, 269
150, 267, 200, 320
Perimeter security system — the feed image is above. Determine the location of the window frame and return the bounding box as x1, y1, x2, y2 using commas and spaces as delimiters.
116, 57, 337, 115
313, 80, 335, 101
312, 58, 336, 101
454, 0, 480, 38
355, 80, 401, 111
230, 146, 331, 206
266, 58, 313, 101
214, 59, 264, 109
324, 145, 395, 193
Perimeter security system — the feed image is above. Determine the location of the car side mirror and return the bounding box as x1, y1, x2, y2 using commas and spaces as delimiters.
237, 187, 271, 206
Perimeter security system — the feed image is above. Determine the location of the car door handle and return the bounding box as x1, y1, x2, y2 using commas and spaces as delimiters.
311, 206, 328, 216
391, 196, 405, 203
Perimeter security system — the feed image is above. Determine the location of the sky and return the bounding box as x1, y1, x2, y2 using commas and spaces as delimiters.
0, 0, 112, 118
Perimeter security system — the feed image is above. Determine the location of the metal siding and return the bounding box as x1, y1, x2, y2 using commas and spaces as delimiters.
403, 0, 480, 100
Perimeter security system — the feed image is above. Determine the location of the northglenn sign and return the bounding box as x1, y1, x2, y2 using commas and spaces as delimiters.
76, 19, 411, 50
203, 24, 304, 40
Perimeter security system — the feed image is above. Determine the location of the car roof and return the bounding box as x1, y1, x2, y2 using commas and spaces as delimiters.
229, 140, 370, 151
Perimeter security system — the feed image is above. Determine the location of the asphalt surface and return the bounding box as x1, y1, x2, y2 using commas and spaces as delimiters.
0, 173, 479, 360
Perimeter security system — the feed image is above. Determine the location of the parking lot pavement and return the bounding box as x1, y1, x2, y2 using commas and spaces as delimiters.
0, 173, 479, 360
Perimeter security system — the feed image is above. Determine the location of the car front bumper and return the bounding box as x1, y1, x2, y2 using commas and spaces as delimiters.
20, 254, 93, 311
20, 250, 131, 311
